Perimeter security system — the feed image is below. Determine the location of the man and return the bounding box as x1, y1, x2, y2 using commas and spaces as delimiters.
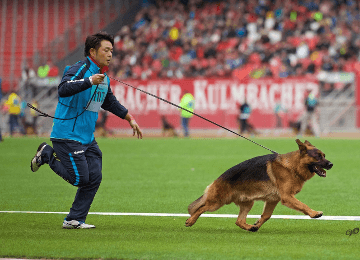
238, 100, 251, 134
5, 92, 25, 136
30, 32, 143, 229
299, 90, 320, 137
179, 92, 194, 137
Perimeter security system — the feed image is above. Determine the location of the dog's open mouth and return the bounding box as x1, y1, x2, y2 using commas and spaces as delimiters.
309, 165, 327, 177
314, 166, 327, 177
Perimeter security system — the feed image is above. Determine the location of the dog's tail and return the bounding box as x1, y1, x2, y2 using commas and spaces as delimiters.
188, 182, 212, 215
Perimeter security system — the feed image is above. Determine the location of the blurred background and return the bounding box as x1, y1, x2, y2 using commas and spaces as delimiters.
0, 0, 359, 138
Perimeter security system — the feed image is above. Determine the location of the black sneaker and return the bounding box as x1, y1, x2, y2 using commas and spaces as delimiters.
30, 142, 48, 172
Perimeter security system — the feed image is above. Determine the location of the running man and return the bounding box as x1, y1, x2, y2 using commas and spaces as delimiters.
30, 31, 142, 229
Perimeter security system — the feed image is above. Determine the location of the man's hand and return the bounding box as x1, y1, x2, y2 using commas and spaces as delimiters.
129, 120, 143, 139
90, 74, 105, 85
125, 113, 143, 139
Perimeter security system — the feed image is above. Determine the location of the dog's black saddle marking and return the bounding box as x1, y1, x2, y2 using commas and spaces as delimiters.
218, 154, 278, 184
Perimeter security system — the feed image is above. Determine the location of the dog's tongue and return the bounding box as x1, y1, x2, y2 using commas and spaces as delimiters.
314, 166, 326, 177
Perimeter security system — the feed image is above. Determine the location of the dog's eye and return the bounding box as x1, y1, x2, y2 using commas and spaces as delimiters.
317, 153, 324, 160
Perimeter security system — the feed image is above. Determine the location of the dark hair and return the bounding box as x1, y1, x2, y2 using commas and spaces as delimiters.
84, 31, 114, 57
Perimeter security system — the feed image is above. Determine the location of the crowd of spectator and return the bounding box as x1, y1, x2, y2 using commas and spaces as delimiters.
107, 0, 360, 83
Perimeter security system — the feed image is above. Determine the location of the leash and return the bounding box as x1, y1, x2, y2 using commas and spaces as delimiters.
27, 62, 101, 121
26, 85, 99, 121
26, 71, 278, 154
108, 76, 278, 154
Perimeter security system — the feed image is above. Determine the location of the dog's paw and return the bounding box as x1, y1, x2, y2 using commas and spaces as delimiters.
311, 211, 323, 218
185, 219, 194, 227
248, 226, 259, 232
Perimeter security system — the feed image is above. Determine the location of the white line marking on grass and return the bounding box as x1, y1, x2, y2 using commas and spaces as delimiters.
1, 211, 360, 221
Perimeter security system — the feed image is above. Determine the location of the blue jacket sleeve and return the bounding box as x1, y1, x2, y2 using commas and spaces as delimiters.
58, 63, 92, 97
101, 84, 128, 119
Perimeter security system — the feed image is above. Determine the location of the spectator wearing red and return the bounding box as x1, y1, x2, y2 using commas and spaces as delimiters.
47, 60, 59, 77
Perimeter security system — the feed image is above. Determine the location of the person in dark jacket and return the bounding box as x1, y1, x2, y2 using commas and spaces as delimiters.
238, 100, 251, 134
299, 90, 320, 137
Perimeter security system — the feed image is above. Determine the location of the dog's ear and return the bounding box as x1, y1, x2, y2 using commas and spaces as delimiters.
296, 139, 307, 156
304, 140, 313, 147
295, 139, 303, 146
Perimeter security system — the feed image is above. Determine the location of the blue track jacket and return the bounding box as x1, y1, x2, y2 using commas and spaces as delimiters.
50, 57, 128, 144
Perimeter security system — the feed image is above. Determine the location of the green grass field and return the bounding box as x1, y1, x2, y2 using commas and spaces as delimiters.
0, 136, 359, 259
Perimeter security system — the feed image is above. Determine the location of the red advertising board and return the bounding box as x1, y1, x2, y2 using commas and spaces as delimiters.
107, 77, 319, 130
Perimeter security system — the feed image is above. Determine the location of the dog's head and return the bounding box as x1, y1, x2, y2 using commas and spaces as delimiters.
296, 139, 333, 177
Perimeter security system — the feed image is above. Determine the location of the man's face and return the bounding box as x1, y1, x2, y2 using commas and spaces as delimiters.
91, 40, 113, 68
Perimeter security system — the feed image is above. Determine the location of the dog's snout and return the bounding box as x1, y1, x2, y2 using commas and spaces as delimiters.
327, 162, 333, 169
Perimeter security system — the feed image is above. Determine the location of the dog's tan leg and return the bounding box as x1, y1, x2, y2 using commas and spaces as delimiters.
254, 200, 279, 229
185, 205, 206, 227
235, 201, 258, 232
185, 202, 223, 227
281, 195, 323, 218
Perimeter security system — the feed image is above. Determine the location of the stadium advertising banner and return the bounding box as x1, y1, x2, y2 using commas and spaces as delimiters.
107, 77, 319, 130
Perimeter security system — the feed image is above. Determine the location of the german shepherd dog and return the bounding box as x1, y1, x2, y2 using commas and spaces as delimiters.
161, 116, 178, 137
185, 139, 333, 232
